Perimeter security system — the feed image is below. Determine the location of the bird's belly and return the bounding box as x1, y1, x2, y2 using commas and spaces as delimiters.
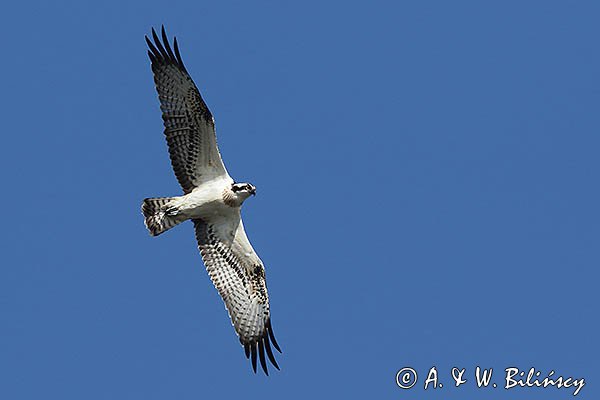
188, 201, 227, 219
177, 191, 228, 220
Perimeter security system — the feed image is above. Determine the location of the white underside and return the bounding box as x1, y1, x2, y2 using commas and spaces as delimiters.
170, 176, 235, 220
164, 176, 260, 265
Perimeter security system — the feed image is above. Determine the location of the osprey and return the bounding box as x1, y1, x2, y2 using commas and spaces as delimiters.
141, 26, 281, 375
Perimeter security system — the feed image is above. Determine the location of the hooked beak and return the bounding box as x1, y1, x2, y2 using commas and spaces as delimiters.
250, 188, 256, 196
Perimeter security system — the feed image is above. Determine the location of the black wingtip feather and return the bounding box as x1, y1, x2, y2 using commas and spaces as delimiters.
145, 36, 160, 61
173, 37, 187, 72
258, 340, 269, 376
243, 334, 279, 375
267, 320, 282, 353
161, 26, 177, 61
264, 335, 280, 370
146, 26, 188, 73
151, 28, 170, 60
251, 344, 257, 373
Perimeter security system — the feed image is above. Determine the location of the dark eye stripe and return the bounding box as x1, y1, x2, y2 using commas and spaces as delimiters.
232, 184, 252, 192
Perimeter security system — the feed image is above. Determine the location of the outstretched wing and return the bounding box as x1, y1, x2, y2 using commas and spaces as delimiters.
193, 215, 281, 375
146, 27, 229, 193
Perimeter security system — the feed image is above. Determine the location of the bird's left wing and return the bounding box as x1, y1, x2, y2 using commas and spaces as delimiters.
192, 215, 281, 375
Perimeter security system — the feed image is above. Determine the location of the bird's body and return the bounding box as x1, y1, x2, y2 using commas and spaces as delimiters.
169, 177, 234, 219
141, 27, 281, 375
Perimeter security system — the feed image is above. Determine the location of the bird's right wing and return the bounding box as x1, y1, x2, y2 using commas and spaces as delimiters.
146, 27, 229, 193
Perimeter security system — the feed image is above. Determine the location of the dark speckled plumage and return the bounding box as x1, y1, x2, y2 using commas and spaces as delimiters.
193, 219, 281, 374
146, 26, 227, 194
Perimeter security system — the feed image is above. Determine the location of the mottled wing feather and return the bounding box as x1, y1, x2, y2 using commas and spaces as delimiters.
146, 27, 228, 193
193, 217, 281, 374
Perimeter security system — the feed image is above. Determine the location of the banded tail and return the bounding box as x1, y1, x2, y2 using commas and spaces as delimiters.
142, 197, 183, 236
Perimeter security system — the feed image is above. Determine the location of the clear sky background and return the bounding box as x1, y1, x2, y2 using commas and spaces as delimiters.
1, 1, 598, 399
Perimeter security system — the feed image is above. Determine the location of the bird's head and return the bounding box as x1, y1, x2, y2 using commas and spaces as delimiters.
230, 182, 256, 203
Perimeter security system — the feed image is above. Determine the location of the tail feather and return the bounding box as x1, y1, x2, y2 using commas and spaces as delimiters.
142, 197, 182, 236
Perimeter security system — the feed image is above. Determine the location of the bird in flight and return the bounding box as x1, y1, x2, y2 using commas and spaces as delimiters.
142, 26, 281, 375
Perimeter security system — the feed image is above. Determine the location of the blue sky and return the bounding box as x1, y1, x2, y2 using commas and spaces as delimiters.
1, 1, 598, 399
